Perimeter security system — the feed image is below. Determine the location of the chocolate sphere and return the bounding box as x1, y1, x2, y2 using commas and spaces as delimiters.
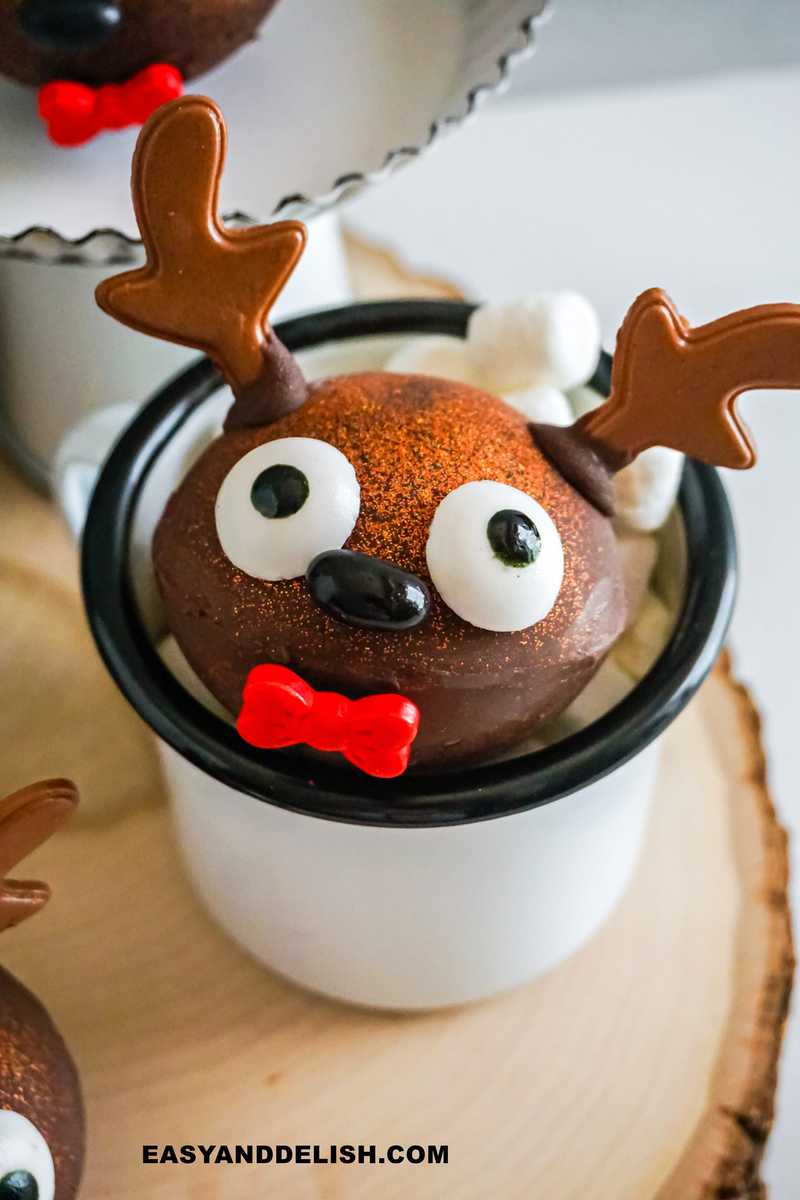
0, 969, 84, 1200
0, 782, 84, 1200
0, 0, 279, 87
154, 371, 627, 769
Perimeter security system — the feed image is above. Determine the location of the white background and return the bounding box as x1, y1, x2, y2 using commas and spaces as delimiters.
346, 62, 800, 1195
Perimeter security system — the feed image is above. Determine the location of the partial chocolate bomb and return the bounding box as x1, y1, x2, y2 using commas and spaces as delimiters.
97, 97, 800, 778
0, 781, 84, 1200
0, 971, 84, 1200
154, 372, 626, 769
0, 0, 279, 86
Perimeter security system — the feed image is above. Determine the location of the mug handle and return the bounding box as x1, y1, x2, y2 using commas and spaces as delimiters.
54, 403, 138, 540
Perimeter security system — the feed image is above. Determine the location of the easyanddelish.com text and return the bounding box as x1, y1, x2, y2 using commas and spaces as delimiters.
143, 1144, 448, 1166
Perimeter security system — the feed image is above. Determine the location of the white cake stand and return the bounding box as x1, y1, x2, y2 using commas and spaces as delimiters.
0, 0, 545, 486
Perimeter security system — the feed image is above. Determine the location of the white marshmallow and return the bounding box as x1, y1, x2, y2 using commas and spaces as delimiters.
567, 384, 604, 420
468, 292, 602, 392
614, 447, 684, 533
617, 532, 659, 624
158, 636, 232, 723
501, 384, 572, 426
613, 591, 673, 680
384, 336, 480, 385
556, 656, 637, 735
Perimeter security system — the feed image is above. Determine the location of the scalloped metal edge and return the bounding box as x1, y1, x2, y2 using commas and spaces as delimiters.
0, 2, 547, 266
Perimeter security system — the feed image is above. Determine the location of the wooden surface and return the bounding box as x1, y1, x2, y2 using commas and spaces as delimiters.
0, 237, 794, 1199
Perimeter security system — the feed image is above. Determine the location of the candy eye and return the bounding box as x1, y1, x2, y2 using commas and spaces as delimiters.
250, 464, 309, 518
215, 437, 360, 580
0, 1111, 55, 1200
486, 509, 542, 567
425, 481, 563, 632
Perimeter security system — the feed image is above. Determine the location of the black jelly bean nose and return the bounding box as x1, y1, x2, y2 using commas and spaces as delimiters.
250, 464, 309, 519
307, 550, 430, 631
18, 0, 122, 51
0, 1170, 39, 1200
487, 509, 542, 568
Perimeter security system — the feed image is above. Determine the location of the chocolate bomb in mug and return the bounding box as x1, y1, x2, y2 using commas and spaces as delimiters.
81, 96, 800, 1006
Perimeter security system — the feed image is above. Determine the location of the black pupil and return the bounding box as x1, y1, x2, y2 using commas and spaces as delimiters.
0, 1171, 39, 1200
487, 509, 542, 567
250, 464, 309, 519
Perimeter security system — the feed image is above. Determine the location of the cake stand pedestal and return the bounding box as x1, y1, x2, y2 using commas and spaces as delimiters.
0, 239, 792, 1200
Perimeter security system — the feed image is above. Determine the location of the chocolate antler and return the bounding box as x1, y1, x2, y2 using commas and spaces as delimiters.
0, 780, 78, 932
537, 288, 800, 512
96, 95, 309, 430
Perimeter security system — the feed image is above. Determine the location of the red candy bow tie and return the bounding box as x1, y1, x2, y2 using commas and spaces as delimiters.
237, 665, 421, 780
38, 64, 183, 147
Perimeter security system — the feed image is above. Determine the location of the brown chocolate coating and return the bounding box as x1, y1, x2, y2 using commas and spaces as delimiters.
532, 422, 617, 517
223, 335, 308, 431
0, 969, 84, 1200
0, 0, 279, 87
154, 373, 627, 769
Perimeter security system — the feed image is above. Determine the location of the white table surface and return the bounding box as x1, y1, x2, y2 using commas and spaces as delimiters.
346, 66, 800, 1196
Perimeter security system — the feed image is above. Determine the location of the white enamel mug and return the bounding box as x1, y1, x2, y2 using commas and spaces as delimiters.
65, 300, 737, 1010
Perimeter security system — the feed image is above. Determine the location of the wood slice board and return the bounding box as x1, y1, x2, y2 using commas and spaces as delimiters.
0, 236, 794, 1198
0, 649, 790, 1200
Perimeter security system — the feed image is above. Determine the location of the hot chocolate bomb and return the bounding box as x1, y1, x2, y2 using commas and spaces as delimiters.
155, 375, 623, 770
0, 0, 280, 144
0, 781, 84, 1200
98, 97, 800, 777
0, 0, 278, 86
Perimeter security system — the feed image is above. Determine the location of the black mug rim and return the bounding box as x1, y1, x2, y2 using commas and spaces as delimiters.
81, 299, 737, 828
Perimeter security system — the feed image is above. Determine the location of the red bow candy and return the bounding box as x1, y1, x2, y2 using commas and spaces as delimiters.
237, 665, 421, 780
38, 64, 183, 147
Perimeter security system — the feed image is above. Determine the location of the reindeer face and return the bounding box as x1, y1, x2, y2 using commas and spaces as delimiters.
0, 0, 278, 87
0, 782, 83, 1200
154, 371, 626, 768
0, 974, 84, 1200
98, 96, 796, 776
